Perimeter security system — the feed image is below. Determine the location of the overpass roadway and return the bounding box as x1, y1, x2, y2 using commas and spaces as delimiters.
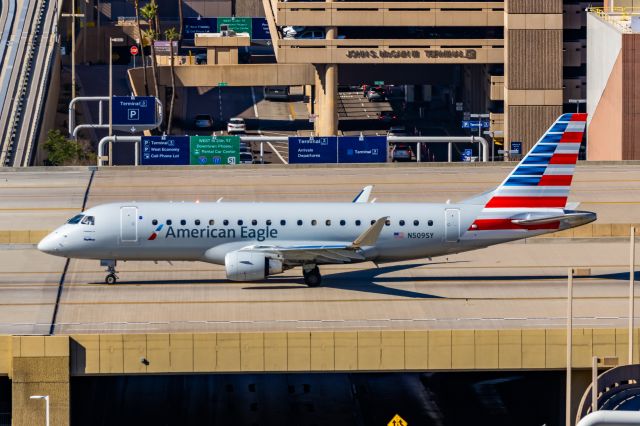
0, 162, 639, 336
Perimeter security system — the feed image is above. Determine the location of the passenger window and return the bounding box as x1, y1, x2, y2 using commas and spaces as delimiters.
152, 219, 158, 226
311, 220, 317, 226
428, 220, 434, 226
355, 220, 361, 226
223, 220, 229, 226
180, 220, 186, 226
252, 220, 257, 226
414, 220, 419, 226
266, 220, 272, 226
238, 220, 243, 226
325, 220, 331, 226
340, 220, 346, 226
166, 220, 172, 225
209, 219, 215, 226
371, 220, 375, 225
280, 220, 286, 226
385, 220, 390, 226
195, 220, 200, 226
399, 220, 405, 226
67, 214, 84, 224
297, 220, 303, 226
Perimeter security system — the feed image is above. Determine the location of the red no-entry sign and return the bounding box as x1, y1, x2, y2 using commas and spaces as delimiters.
130, 45, 139, 55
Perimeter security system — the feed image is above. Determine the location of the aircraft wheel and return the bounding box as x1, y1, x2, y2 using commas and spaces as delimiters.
303, 267, 321, 287
105, 274, 117, 285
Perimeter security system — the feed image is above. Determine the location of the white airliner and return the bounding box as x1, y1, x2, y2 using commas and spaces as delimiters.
38, 114, 595, 286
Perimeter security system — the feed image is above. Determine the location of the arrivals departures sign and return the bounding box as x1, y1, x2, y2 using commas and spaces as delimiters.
141, 135, 240, 166
288, 136, 388, 164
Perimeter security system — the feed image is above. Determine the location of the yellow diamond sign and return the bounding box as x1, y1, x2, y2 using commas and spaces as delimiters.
387, 414, 407, 426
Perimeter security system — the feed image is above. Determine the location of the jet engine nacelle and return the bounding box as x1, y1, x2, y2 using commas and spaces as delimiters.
224, 250, 284, 281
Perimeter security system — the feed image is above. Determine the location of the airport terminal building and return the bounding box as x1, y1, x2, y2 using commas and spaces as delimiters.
82, 0, 595, 156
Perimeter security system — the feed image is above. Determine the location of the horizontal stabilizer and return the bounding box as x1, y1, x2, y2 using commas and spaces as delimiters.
511, 211, 596, 226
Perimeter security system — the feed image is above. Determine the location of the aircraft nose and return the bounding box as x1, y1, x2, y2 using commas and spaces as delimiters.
37, 232, 62, 254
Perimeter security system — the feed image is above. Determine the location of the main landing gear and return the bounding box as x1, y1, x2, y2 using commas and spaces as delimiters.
101, 260, 119, 285
303, 265, 321, 287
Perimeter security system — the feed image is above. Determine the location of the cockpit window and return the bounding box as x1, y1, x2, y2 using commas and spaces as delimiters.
81, 216, 95, 225
67, 214, 84, 224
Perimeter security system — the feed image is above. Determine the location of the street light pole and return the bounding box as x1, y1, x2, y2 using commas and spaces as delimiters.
630, 226, 636, 365
30, 395, 49, 426
61, 3, 84, 102
566, 268, 573, 426
109, 37, 124, 166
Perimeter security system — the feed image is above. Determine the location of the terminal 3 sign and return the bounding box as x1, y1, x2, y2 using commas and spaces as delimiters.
345, 48, 477, 60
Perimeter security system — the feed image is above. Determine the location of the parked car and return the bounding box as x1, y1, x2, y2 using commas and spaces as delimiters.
194, 114, 213, 129
392, 143, 414, 162
239, 152, 254, 164
377, 111, 398, 123
289, 29, 325, 39
240, 145, 252, 154
195, 53, 207, 65
227, 117, 246, 134
282, 26, 305, 38
366, 87, 386, 102
264, 86, 290, 101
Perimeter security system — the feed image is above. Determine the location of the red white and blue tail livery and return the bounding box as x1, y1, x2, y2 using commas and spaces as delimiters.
465, 113, 594, 240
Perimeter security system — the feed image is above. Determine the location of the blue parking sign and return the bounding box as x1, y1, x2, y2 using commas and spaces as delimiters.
140, 136, 190, 165
111, 96, 157, 132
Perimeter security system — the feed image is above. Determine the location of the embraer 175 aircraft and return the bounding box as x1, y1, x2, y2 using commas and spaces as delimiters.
38, 113, 595, 286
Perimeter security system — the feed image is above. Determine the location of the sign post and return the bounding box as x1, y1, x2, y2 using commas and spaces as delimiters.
130, 45, 138, 67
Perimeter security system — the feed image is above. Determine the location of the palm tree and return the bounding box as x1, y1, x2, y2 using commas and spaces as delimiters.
131, 0, 148, 95
164, 27, 178, 134
177, 0, 183, 40
140, 1, 160, 101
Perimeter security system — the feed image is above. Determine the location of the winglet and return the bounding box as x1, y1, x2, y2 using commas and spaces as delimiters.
351, 216, 387, 248
353, 185, 373, 203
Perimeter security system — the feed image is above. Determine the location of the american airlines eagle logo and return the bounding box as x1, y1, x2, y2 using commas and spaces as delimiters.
148, 224, 163, 240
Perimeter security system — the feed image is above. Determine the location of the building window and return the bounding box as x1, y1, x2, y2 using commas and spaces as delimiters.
399, 220, 405, 226
152, 219, 158, 225
195, 219, 201, 226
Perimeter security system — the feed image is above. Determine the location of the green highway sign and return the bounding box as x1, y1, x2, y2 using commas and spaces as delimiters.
374, 80, 384, 85
218, 17, 252, 37
218, 82, 228, 87
189, 135, 240, 165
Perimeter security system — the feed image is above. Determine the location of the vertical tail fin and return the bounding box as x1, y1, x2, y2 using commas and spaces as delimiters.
485, 113, 587, 209
468, 113, 587, 234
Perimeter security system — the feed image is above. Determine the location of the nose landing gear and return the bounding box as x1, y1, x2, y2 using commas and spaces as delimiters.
101, 260, 118, 285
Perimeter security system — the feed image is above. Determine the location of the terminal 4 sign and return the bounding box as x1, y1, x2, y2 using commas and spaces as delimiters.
111, 96, 157, 132
288, 136, 388, 164
141, 135, 240, 166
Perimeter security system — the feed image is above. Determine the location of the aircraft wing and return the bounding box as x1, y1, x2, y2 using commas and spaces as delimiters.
238, 217, 387, 265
